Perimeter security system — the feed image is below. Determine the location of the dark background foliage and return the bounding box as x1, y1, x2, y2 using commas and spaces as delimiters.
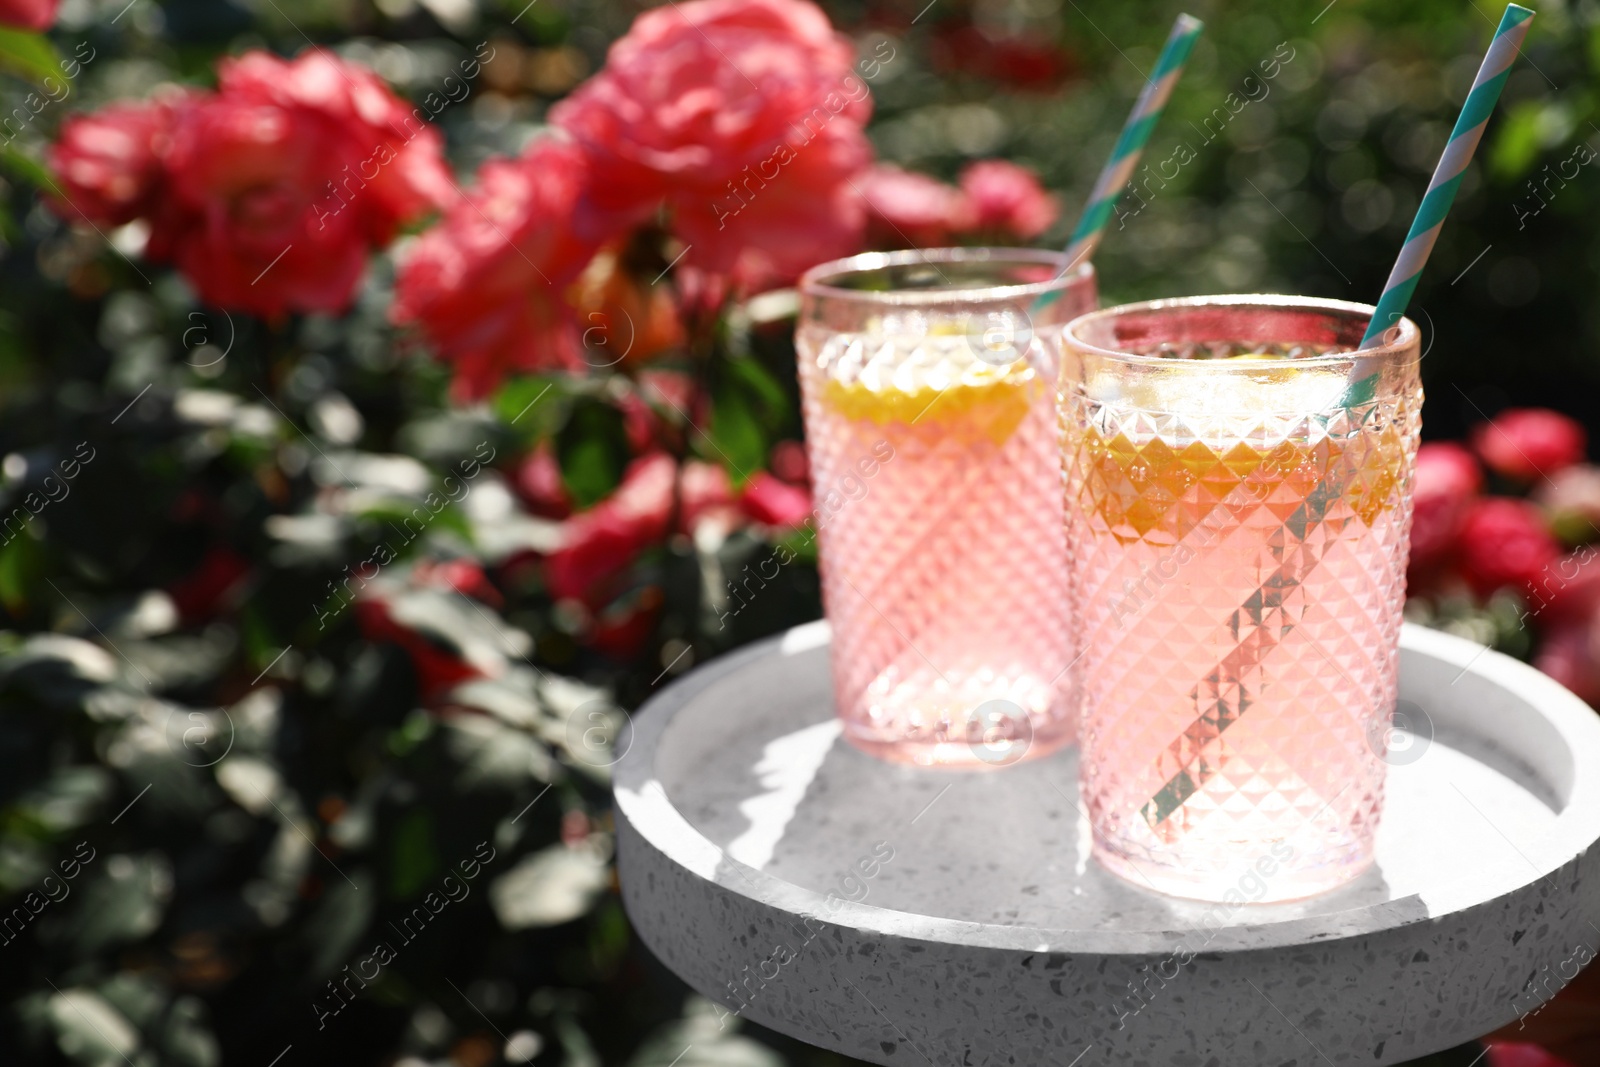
0, 0, 1592, 1065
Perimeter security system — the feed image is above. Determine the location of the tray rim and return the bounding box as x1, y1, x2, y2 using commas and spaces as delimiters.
613, 621, 1600, 956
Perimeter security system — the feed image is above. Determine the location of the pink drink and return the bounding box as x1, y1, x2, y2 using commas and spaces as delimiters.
797, 249, 1096, 766
1060, 297, 1422, 901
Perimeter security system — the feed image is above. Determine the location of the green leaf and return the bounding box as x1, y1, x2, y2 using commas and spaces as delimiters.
725, 355, 788, 415
0, 529, 42, 611
707, 385, 764, 487
556, 398, 630, 508
493, 375, 566, 441
389, 807, 439, 899
0, 28, 61, 86
61, 853, 171, 955
1487, 100, 1571, 182
303, 871, 375, 979
0, 143, 54, 190
706, 355, 789, 486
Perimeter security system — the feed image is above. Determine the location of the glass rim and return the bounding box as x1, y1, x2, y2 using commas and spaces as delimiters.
798, 247, 1095, 307
1063, 293, 1422, 370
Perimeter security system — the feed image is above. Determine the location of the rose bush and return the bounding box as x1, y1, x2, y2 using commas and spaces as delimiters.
1406, 408, 1600, 709
51, 50, 455, 317
9, 1, 1599, 1064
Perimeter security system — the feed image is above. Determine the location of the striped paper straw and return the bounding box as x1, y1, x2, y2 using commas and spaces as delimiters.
1358, 3, 1534, 349
1035, 13, 1203, 310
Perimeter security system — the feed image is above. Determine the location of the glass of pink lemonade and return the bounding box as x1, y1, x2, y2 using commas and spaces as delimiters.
1060, 296, 1422, 901
797, 248, 1097, 766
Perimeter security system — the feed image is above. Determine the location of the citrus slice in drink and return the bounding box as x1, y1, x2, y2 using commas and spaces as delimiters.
1077, 428, 1407, 543
819, 340, 1042, 447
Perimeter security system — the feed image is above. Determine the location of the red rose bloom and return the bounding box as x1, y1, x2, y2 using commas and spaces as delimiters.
161, 51, 456, 318
412, 558, 504, 609
1472, 408, 1588, 482
1457, 498, 1562, 598
50, 97, 185, 226
1535, 464, 1600, 543
768, 439, 809, 485
552, 0, 873, 291
1410, 442, 1482, 570
164, 546, 253, 623
355, 598, 481, 700
544, 453, 675, 606
393, 139, 614, 400
0, 0, 57, 31
859, 164, 972, 248
679, 459, 740, 532
513, 443, 573, 520
587, 587, 664, 661
1532, 613, 1600, 707
930, 25, 1076, 92
1530, 549, 1600, 626
49, 50, 455, 319
958, 160, 1058, 240
740, 472, 813, 528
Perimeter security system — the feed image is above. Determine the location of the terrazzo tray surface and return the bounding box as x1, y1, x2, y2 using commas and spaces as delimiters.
613, 622, 1600, 1066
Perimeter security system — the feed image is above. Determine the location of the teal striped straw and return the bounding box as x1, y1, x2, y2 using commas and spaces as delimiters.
1036, 13, 1204, 310
1357, 3, 1534, 350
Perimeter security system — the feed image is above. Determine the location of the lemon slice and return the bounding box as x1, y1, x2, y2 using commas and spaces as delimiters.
822, 371, 1040, 447
1076, 424, 1405, 541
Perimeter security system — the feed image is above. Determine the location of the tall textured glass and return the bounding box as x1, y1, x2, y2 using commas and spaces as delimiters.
1060, 296, 1422, 901
797, 249, 1097, 766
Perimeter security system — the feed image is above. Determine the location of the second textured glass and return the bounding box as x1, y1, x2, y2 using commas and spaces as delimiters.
1060, 296, 1422, 902
797, 248, 1097, 766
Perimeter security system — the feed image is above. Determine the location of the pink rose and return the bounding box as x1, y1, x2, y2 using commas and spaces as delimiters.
512, 444, 573, 520
768, 439, 809, 485
50, 96, 185, 227
544, 453, 675, 606
160, 51, 456, 318
552, 0, 873, 291
680, 460, 740, 532
1534, 463, 1600, 544
1532, 612, 1600, 707
1457, 498, 1562, 599
859, 164, 972, 248
0, 0, 56, 31
1472, 408, 1588, 482
49, 51, 456, 319
393, 139, 613, 400
1528, 549, 1600, 627
958, 160, 1059, 240
1410, 442, 1482, 570
740, 471, 813, 528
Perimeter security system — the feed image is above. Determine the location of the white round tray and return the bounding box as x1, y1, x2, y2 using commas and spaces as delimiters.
614, 622, 1600, 1066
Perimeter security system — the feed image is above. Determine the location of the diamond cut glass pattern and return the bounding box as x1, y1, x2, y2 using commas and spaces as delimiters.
797, 250, 1097, 766
1061, 300, 1422, 902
